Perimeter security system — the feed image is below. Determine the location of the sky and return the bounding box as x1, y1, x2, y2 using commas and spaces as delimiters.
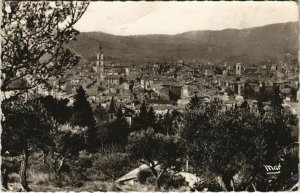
74, 1, 298, 36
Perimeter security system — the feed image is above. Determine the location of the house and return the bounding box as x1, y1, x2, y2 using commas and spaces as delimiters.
105, 75, 120, 87
121, 106, 135, 125
107, 96, 135, 125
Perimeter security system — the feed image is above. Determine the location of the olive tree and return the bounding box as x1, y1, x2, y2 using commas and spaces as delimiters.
2, 98, 57, 191
1, 1, 88, 97
43, 124, 87, 180
127, 128, 184, 189
181, 100, 296, 191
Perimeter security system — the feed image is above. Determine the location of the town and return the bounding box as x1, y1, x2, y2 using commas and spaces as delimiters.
43, 44, 299, 124
2, 1, 299, 192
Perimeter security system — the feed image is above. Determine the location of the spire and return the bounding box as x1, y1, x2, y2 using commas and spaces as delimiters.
108, 96, 117, 113
99, 44, 102, 52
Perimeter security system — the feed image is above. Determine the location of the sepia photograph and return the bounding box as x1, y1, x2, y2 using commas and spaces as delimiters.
1, 1, 299, 192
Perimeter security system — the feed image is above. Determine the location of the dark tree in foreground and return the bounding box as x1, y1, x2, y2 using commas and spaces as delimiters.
43, 124, 86, 180
1, 1, 88, 96
107, 108, 130, 145
72, 86, 98, 152
157, 110, 182, 135
187, 95, 202, 110
2, 99, 56, 191
94, 104, 109, 123
127, 128, 184, 190
147, 106, 157, 129
131, 100, 149, 131
38, 95, 72, 124
181, 100, 296, 191
271, 85, 283, 111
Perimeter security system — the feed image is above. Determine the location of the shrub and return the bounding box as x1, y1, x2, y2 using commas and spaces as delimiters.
159, 172, 186, 190
2, 156, 20, 174
137, 168, 153, 184
8, 173, 20, 183
91, 152, 132, 180
2, 155, 21, 189
194, 175, 223, 192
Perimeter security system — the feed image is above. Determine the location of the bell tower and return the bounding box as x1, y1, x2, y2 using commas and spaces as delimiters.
235, 63, 242, 75
96, 44, 104, 80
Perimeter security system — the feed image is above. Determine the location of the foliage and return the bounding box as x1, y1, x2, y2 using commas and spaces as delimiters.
38, 95, 72, 124
159, 172, 186, 190
243, 83, 257, 99
1, 155, 21, 189
156, 110, 182, 135
75, 146, 135, 181
137, 168, 186, 190
147, 107, 157, 129
127, 128, 184, 189
131, 100, 149, 131
55, 124, 86, 156
137, 168, 153, 184
181, 100, 296, 191
72, 86, 98, 152
1, 1, 88, 96
187, 95, 202, 109
258, 82, 269, 102
107, 108, 130, 145
38, 123, 87, 184
271, 85, 283, 110
194, 174, 223, 191
2, 98, 57, 191
94, 104, 109, 123
90, 152, 132, 181
2, 98, 56, 154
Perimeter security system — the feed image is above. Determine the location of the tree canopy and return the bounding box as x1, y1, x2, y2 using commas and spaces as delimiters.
107, 108, 130, 145
1, 1, 88, 95
72, 86, 98, 152
181, 100, 296, 191
127, 128, 184, 189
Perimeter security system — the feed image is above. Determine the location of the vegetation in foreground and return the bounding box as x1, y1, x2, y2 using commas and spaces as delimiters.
1, 85, 299, 191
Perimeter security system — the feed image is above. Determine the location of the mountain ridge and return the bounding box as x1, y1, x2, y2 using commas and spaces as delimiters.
68, 21, 298, 65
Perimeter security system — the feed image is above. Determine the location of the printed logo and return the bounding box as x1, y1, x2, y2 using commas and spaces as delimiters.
263, 163, 281, 175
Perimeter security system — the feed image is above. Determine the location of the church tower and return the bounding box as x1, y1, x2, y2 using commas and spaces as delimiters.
96, 44, 104, 80
235, 63, 242, 75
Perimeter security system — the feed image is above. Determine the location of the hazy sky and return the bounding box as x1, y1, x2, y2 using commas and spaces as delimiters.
74, 1, 298, 35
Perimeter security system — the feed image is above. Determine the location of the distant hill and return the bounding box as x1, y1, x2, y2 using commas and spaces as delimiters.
67, 22, 298, 65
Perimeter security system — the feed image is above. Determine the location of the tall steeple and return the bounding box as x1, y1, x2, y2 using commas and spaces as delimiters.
96, 43, 104, 81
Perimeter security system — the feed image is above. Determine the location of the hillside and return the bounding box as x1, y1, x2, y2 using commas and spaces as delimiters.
68, 22, 298, 65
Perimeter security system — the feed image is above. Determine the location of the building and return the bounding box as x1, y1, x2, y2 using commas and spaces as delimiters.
92, 44, 105, 81
235, 63, 242, 75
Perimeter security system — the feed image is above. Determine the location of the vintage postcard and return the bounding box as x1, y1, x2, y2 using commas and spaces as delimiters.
1, 1, 299, 192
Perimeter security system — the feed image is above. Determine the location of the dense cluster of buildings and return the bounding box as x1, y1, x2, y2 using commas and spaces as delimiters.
44, 45, 299, 123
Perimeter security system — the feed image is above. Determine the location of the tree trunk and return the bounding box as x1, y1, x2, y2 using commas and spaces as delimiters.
216, 176, 227, 191
222, 174, 233, 191
42, 151, 47, 164
20, 147, 31, 191
2, 169, 9, 190
155, 168, 166, 190
147, 159, 158, 177
56, 157, 65, 177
